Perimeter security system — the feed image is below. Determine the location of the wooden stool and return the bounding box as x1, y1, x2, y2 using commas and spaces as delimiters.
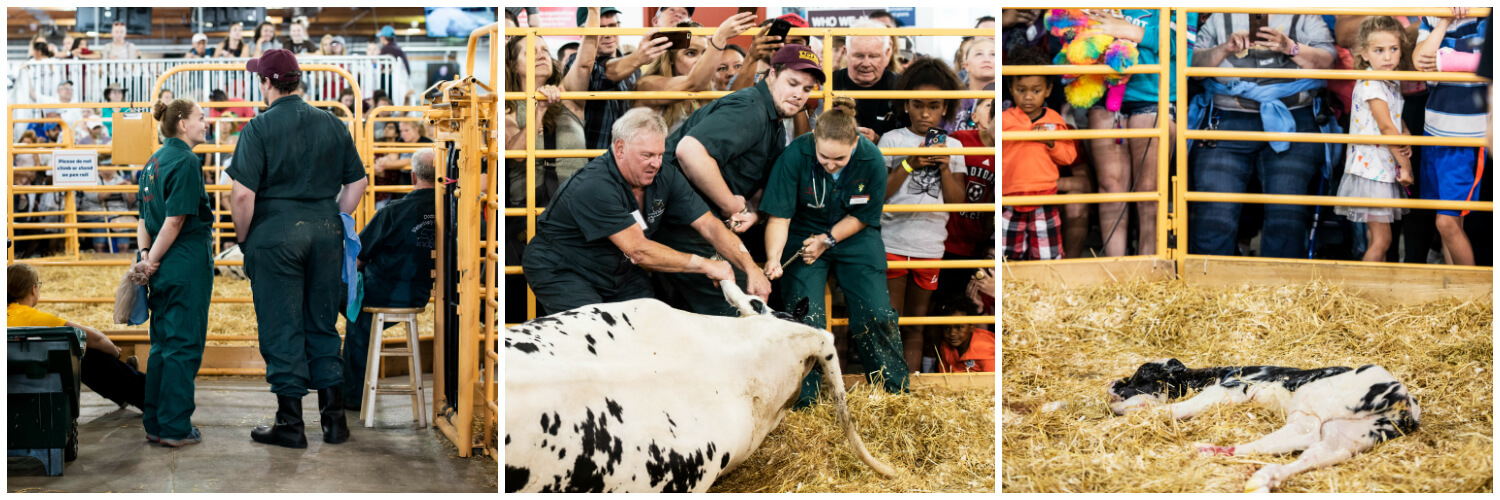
360, 306, 427, 429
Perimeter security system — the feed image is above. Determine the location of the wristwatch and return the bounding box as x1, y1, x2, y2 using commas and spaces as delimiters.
823, 235, 838, 249
1287, 41, 1300, 57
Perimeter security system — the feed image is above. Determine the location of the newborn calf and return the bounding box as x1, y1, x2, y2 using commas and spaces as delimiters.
1107, 359, 1420, 493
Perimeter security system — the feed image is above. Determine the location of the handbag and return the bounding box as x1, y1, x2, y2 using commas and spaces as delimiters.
113, 252, 150, 325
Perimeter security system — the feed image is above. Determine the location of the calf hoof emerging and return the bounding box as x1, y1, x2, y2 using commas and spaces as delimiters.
1195, 443, 1235, 456
1244, 467, 1278, 493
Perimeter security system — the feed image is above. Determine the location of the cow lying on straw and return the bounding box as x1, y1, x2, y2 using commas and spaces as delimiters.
1107, 359, 1420, 493
505, 280, 898, 492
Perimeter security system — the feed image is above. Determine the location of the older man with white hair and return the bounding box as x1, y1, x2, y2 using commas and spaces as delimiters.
521, 108, 766, 315
341, 147, 439, 409
833, 19, 902, 143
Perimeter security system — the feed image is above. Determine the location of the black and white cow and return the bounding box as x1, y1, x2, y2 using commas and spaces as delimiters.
1107, 359, 1420, 493
505, 281, 897, 492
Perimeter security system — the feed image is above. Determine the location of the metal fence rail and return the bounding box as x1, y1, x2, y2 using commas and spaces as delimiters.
9, 55, 410, 118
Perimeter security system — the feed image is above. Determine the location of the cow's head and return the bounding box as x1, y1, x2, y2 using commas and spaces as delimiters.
720, 279, 771, 317
1107, 358, 1188, 415
772, 298, 810, 323
720, 280, 811, 323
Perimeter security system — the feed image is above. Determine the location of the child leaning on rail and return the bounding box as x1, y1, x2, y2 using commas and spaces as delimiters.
1412, 8, 1487, 266
1334, 16, 1414, 263
1000, 46, 1077, 261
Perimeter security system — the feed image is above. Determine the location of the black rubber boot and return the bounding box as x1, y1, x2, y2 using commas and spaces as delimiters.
318, 387, 351, 444
251, 395, 308, 448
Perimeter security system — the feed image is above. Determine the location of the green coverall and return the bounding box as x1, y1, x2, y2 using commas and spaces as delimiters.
522, 151, 712, 315
226, 95, 367, 397
761, 134, 909, 407
653, 80, 786, 317
138, 137, 215, 439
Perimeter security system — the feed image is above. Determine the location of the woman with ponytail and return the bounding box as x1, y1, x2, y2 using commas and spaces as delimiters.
132, 98, 215, 447
760, 97, 909, 408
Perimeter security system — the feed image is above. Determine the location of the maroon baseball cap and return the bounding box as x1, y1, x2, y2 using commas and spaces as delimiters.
247, 49, 300, 82
770, 44, 824, 84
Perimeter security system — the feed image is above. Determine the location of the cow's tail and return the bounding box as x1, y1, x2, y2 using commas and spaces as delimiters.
817, 343, 899, 478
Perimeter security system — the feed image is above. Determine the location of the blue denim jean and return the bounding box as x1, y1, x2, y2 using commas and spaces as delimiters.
1188, 107, 1322, 258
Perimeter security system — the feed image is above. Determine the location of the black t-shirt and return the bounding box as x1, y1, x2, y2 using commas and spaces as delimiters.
832, 68, 903, 138
358, 187, 437, 306
662, 80, 786, 219
523, 151, 710, 288
286, 39, 319, 55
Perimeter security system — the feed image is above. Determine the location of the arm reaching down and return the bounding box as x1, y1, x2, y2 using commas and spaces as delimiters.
606, 221, 734, 280
690, 210, 769, 300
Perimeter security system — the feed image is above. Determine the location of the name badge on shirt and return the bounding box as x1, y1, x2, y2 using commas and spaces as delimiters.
630, 210, 647, 230
850, 195, 871, 205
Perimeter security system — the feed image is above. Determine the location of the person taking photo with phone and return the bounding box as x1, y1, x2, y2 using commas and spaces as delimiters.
634, 11, 756, 132
876, 56, 967, 376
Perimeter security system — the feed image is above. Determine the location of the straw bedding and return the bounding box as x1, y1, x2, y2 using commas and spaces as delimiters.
1001, 278, 1492, 493
31, 261, 435, 346
710, 383, 996, 492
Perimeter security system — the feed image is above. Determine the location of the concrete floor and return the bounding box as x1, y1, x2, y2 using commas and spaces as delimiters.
8, 377, 498, 493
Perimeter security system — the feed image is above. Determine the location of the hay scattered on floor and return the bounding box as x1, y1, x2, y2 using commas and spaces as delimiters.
1002, 279, 1492, 493
710, 384, 995, 492
33, 262, 436, 346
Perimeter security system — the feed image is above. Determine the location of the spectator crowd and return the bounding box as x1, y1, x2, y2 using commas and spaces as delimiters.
11, 17, 433, 259
503, 7, 997, 385
1001, 8, 1493, 265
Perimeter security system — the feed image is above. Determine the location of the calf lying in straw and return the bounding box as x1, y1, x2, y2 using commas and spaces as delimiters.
1107, 359, 1420, 493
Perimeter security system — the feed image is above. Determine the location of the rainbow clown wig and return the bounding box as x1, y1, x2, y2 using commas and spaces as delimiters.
1044, 9, 1140, 111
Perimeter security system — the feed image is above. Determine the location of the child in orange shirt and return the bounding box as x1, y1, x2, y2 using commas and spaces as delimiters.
933, 300, 994, 373
1002, 47, 1077, 260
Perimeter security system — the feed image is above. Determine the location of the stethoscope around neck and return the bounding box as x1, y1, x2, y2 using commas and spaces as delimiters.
808, 163, 837, 209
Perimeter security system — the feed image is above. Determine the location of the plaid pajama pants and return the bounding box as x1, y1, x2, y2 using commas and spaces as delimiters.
1001, 205, 1063, 261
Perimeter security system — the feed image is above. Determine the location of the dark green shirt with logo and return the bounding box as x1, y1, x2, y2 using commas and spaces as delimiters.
761, 133, 887, 239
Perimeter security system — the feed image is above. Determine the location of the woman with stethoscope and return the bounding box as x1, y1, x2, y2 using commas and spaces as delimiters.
761, 97, 909, 408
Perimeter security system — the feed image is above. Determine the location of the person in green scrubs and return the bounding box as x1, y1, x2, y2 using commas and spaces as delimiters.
652, 44, 823, 317
227, 50, 368, 448
761, 97, 909, 407
132, 98, 215, 447
522, 108, 766, 315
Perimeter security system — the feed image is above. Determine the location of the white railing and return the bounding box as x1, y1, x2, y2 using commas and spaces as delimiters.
8, 55, 410, 118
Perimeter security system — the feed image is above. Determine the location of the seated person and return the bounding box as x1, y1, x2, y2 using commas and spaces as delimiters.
7, 263, 145, 409
932, 300, 995, 374
341, 149, 438, 410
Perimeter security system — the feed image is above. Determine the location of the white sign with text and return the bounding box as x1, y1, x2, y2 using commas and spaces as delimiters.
51, 150, 99, 186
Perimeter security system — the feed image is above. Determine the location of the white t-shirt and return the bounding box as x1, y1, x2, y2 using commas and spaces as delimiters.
34, 93, 84, 131
878, 127, 966, 258
1345, 78, 1403, 183
100, 41, 139, 60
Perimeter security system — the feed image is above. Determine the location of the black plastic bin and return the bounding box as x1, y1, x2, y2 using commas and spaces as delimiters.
7, 326, 84, 476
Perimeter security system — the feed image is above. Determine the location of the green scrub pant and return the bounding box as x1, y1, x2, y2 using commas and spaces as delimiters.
778, 232, 909, 408
142, 237, 212, 440
245, 203, 345, 397
653, 224, 751, 318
